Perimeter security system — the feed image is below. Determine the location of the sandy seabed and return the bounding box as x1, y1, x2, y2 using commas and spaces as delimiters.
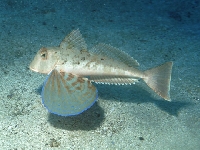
0, 0, 199, 149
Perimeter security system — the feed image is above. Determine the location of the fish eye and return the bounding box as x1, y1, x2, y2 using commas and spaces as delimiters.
41, 53, 46, 58
41, 52, 47, 60
40, 47, 48, 60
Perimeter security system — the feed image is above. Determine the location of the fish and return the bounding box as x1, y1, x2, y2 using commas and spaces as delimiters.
29, 29, 173, 116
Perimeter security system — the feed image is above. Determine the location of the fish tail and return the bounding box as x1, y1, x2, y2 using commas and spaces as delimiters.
143, 62, 173, 101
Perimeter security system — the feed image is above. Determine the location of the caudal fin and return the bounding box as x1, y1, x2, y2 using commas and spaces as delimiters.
143, 62, 173, 101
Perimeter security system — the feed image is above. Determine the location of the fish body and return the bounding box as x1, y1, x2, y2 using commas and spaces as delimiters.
29, 29, 173, 116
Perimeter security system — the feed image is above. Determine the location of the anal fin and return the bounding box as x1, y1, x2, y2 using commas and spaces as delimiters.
89, 76, 138, 85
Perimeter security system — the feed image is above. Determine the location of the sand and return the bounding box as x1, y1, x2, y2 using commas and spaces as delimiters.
0, 0, 199, 149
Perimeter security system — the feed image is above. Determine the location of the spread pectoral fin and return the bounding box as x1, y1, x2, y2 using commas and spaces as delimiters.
41, 69, 98, 116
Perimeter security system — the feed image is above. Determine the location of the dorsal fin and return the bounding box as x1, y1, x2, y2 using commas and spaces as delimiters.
89, 43, 139, 68
59, 29, 87, 51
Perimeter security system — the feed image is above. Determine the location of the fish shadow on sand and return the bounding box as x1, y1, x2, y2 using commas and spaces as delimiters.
96, 83, 191, 117
47, 102, 105, 131
37, 83, 191, 130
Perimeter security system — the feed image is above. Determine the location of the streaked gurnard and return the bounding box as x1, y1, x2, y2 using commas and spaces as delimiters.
29, 29, 173, 116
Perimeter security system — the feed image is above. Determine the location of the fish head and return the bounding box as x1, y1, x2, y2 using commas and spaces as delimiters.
29, 47, 60, 74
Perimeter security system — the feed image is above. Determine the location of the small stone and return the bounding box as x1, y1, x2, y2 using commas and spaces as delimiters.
139, 137, 144, 141
49, 138, 60, 147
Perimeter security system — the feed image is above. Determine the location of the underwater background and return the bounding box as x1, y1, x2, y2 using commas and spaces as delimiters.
0, 0, 199, 149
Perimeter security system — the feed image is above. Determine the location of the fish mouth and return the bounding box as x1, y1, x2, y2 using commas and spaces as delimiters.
29, 66, 39, 73
29, 65, 53, 74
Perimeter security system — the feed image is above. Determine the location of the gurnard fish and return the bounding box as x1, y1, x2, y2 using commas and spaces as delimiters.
29, 29, 173, 116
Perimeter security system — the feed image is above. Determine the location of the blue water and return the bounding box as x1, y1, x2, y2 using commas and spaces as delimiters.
0, 0, 199, 149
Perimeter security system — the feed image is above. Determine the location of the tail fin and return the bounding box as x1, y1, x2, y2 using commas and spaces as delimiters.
143, 62, 173, 101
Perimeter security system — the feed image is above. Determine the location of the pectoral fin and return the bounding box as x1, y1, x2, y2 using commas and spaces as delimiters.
41, 69, 98, 116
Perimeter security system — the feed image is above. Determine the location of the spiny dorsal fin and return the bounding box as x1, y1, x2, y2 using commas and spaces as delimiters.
89, 43, 139, 68
60, 29, 87, 51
